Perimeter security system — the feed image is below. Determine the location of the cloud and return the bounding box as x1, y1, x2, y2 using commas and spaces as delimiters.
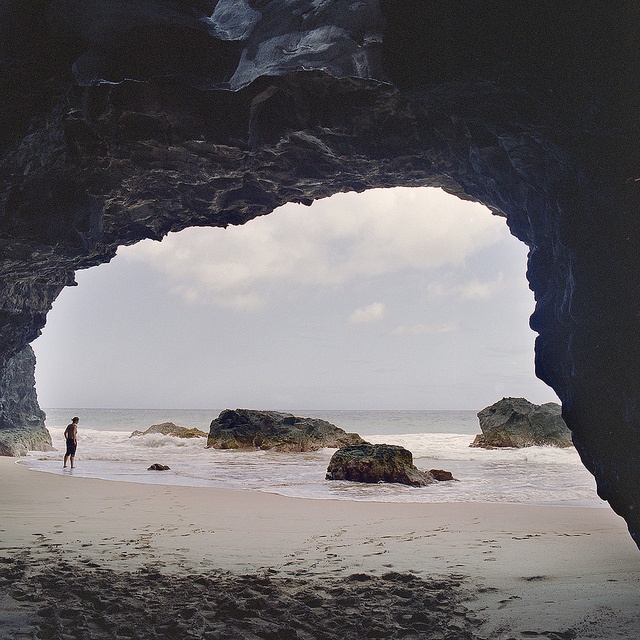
118, 187, 507, 308
349, 302, 385, 324
459, 273, 506, 300
427, 273, 506, 301
176, 286, 264, 310
391, 322, 458, 336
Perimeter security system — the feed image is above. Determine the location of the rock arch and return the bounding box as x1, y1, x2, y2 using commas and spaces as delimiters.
1, 1, 640, 544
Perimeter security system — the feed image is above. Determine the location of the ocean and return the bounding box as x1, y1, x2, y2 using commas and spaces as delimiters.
20, 408, 602, 507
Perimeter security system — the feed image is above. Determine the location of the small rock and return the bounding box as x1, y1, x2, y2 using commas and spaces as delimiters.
147, 463, 170, 471
429, 469, 457, 481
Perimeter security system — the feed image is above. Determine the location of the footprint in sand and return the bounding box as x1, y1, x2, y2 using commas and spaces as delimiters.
364, 549, 389, 557
481, 539, 501, 547
497, 595, 522, 609
96, 506, 113, 514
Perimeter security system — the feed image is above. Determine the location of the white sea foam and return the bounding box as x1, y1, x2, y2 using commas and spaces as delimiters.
21, 413, 602, 507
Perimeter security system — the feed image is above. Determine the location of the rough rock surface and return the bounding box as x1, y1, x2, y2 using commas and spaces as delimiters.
472, 397, 572, 449
429, 469, 457, 482
131, 422, 207, 439
326, 443, 434, 486
0, 346, 51, 456
1, 2, 640, 544
207, 409, 366, 452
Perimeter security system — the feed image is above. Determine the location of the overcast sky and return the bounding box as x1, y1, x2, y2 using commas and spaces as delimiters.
32, 187, 559, 411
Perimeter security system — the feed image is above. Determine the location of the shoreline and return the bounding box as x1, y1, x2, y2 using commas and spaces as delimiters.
2, 458, 640, 638
25, 423, 602, 508
17, 457, 604, 510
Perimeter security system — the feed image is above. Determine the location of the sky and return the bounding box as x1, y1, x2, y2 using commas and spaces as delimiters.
32, 186, 559, 411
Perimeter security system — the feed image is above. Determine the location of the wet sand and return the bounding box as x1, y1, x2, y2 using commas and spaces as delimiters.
1, 457, 639, 639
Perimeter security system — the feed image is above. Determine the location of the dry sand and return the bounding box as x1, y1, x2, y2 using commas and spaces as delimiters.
1, 457, 640, 639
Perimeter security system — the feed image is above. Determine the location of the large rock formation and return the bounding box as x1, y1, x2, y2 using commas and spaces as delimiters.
207, 409, 366, 452
326, 443, 434, 486
0, 346, 51, 456
131, 422, 208, 439
1, 2, 640, 544
472, 397, 572, 449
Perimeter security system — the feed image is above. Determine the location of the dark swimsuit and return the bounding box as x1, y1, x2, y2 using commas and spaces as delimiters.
65, 436, 77, 456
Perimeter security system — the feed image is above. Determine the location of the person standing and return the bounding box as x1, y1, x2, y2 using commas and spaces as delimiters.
63, 416, 79, 468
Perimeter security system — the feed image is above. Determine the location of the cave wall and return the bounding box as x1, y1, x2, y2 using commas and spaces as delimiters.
1, 1, 640, 544
0, 346, 50, 456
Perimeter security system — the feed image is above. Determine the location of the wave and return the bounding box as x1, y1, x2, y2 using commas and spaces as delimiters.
367, 433, 585, 465
23, 426, 601, 507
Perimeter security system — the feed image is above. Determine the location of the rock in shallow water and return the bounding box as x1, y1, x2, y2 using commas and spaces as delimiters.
147, 463, 170, 471
326, 443, 434, 486
429, 469, 458, 482
207, 409, 367, 452
471, 397, 572, 449
131, 422, 207, 439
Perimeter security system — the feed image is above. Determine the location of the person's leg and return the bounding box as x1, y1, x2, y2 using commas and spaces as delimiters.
70, 455, 74, 469
63, 454, 68, 468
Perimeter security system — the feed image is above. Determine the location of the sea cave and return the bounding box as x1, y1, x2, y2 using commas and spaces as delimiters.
1, 1, 640, 546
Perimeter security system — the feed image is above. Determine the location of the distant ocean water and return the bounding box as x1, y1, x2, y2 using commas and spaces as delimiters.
20, 408, 602, 507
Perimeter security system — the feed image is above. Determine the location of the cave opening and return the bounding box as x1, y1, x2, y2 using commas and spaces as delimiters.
32, 186, 557, 412
26, 185, 603, 511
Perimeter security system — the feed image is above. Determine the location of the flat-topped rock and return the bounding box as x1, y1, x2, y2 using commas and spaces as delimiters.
131, 422, 208, 439
207, 409, 367, 452
472, 397, 572, 449
326, 443, 434, 487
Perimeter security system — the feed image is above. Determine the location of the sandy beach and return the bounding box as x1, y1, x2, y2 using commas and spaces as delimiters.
1, 457, 640, 639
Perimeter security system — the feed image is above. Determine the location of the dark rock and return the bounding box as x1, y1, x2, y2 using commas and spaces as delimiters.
472, 397, 572, 449
326, 444, 434, 487
0, 347, 52, 456
207, 409, 366, 452
147, 463, 170, 471
0, 2, 640, 543
131, 422, 207, 439
429, 469, 457, 482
